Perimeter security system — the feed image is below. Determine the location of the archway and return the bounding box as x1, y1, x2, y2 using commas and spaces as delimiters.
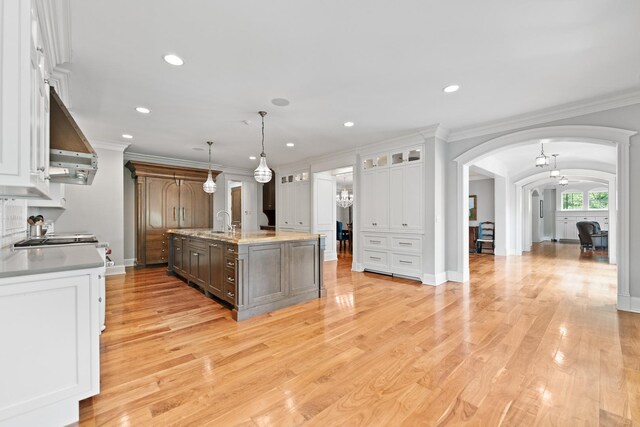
453, 125, 635, 311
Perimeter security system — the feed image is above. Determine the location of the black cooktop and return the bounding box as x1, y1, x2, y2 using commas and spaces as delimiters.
14, 237, 98, 247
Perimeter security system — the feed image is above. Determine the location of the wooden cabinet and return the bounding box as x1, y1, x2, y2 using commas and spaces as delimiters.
262, 170, 276, 210
126, 161, 219, 266
208, 242, 225, 299
187, 240, 209, 290
0, 0, 50, 198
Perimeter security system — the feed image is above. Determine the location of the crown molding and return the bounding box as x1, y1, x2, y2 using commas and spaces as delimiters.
448, 88, 640, 142
91, 140, 131, 152
123, 151, 253, 176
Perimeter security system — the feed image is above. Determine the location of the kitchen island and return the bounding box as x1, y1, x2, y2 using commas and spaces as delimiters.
167, 229, 325, 321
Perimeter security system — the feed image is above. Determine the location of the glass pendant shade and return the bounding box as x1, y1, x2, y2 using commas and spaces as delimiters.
254, 154, 272, 183
559, 176, 569, 186
549, 154, 560, 178
535, 143, 549, 167
203, 170, 216, 193
550, 169, 560, 178
203, 141, 216, 193
336, 188, 354, 208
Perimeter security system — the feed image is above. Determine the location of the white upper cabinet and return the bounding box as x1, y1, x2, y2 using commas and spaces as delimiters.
390, 146, 422, 167
278, 171, 310, 230
0, 0, 50, 198
400, 163, 423, 231
360, 168, 389, 231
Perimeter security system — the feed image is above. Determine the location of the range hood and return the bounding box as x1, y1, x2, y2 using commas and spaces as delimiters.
49, 87, 98, 185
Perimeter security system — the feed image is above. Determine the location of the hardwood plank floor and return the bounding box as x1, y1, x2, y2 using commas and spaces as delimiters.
78, 242, 639, 426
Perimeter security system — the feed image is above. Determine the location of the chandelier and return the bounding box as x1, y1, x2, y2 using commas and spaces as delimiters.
254, 111, 273, 183
336, 176, 353, 208
202, 141, 216, 194
535, 142, 549, 167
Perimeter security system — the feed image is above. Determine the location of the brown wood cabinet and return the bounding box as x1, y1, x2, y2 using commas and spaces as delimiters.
126, 161, 220, 266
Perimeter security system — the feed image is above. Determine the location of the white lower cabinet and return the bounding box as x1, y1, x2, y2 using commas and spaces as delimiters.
0, 268, 101, 426
555, 213, 609, 239
361, 232, 423, 280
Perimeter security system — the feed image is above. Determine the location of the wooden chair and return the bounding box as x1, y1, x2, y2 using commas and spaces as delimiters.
475, 221, 495, 254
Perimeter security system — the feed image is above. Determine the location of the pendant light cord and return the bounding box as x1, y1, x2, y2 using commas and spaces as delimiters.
261, 114, 266, 155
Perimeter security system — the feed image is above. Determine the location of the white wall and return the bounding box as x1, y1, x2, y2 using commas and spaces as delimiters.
55, 145, 127, 274
469, 179, 494, 226
337, 206, 351, 225
543, 188, 556, 238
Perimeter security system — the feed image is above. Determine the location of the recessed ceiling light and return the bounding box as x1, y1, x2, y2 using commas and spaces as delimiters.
443, 84, 460, 93
249, 156, 257, 160
135, 107, 151, 114
344, 121, 355, 127
163, 54, 184, 66
286, 142, 295, 147
272, 98, 290, 107
122, 134, 133, 139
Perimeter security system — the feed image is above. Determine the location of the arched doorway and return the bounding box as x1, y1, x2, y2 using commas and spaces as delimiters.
453, 125, 635, 311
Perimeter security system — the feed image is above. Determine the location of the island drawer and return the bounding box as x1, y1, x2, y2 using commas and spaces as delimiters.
225, 244, 238, 255
224, 268, 236, 286
362, 234, 389, 249
224, 255, 237, 270
224, 282, 236, 304
188, 239, 208, 251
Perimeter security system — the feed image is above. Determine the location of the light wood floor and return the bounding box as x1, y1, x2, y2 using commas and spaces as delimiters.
78, 242, 639, 426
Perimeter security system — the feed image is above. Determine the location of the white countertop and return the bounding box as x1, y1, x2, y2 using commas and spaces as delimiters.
0, 245, 104, 279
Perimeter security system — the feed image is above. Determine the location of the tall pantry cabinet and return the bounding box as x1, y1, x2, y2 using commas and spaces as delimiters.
126, 162, 218, 266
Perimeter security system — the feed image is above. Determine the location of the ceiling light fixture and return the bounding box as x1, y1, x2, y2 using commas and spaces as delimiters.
286, 142, 295, 147
254, 111, 272, 183
443, 84, 460, 93
122, 134, 133, 139
336, 175, 354, 208
550, 154, 561, 178
558, 176, 569, 186
249, 156, 256, 160
202, 141, 217, 194
344, 121, 355, 127
535, 142, 549, 167
163, 54, 184, 66
135, 107, 151, 114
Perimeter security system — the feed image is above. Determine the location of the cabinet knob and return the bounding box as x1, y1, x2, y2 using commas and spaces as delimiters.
98, 297, 102, 303
299, 222, 303, 225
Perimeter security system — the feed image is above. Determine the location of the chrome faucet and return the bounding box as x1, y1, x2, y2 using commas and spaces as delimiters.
216, 210, 232, 231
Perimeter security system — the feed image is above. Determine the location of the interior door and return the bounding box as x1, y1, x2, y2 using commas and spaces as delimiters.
313, 174, 337, 261
231, 187, 242, 229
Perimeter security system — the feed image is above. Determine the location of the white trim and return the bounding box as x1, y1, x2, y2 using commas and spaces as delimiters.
123, 151, 253, 176
422, 272, 447, 286
124, 258, 135, 267
91, 141, 131, 152
106, 265, 125, 276
352, 262, 364, 272
617, 295, 640, 314
446, 270, 465, 283
448, 89, 640, 142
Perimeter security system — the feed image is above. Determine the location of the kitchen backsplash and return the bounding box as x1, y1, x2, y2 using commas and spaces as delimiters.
0, 199, 27, 248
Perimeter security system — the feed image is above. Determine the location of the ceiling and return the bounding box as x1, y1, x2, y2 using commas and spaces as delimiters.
66, 0, 640, 168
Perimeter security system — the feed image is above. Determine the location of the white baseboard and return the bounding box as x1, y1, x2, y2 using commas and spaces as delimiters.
422, 272, 447, 286
446, 270, 468, 283
124, 258, 135, 267
106, 265, 126, 276
352, 263, 364, 272
617, 294, 640, 313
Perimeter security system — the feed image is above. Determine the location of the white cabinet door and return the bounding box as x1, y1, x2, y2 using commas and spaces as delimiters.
555, 220, 564, 239
294, 181, 310, 227
565, 220, 577, 240
373, 168, 389, 229
389, 168, 404, 230
360, 171, 377, 230
403, 163, 423, 231
279, 183, 292, 226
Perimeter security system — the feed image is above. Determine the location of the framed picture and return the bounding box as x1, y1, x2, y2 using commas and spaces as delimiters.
469, 195, 477, 221
540, 200, 544, 218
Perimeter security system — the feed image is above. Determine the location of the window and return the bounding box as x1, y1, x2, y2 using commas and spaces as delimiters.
588, 190, 609, 210
562, 192, 583, 210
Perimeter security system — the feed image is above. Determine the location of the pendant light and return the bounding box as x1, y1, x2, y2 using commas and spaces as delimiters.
336, 175, 354, 208
550, 154, 560, 178
535, 142, 549, 167
254, 111, 273, 183
202, 141, 217, 193
558, 176, 569, 186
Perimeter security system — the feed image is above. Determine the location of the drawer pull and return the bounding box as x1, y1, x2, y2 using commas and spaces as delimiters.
370, 256, 381, 261
398, 242, 412, 246
176, 247, 181, 251
210, 243, 218, 247
370, 240, 381, 244
193, 253, 199, 257
227, 247, 235, 252
399, 260, 413, 264
226, 261, 235, 267
227, 276, 235, 283
227, 291, 235, 298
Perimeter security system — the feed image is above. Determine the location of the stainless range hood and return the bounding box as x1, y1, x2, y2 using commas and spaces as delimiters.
49, 87, 98, 185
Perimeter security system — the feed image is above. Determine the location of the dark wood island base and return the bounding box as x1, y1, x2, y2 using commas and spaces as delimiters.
167, 229, 325, 321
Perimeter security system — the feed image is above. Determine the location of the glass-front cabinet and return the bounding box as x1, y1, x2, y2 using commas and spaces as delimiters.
362, 153, 388, 170
391, 147, 422, 166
